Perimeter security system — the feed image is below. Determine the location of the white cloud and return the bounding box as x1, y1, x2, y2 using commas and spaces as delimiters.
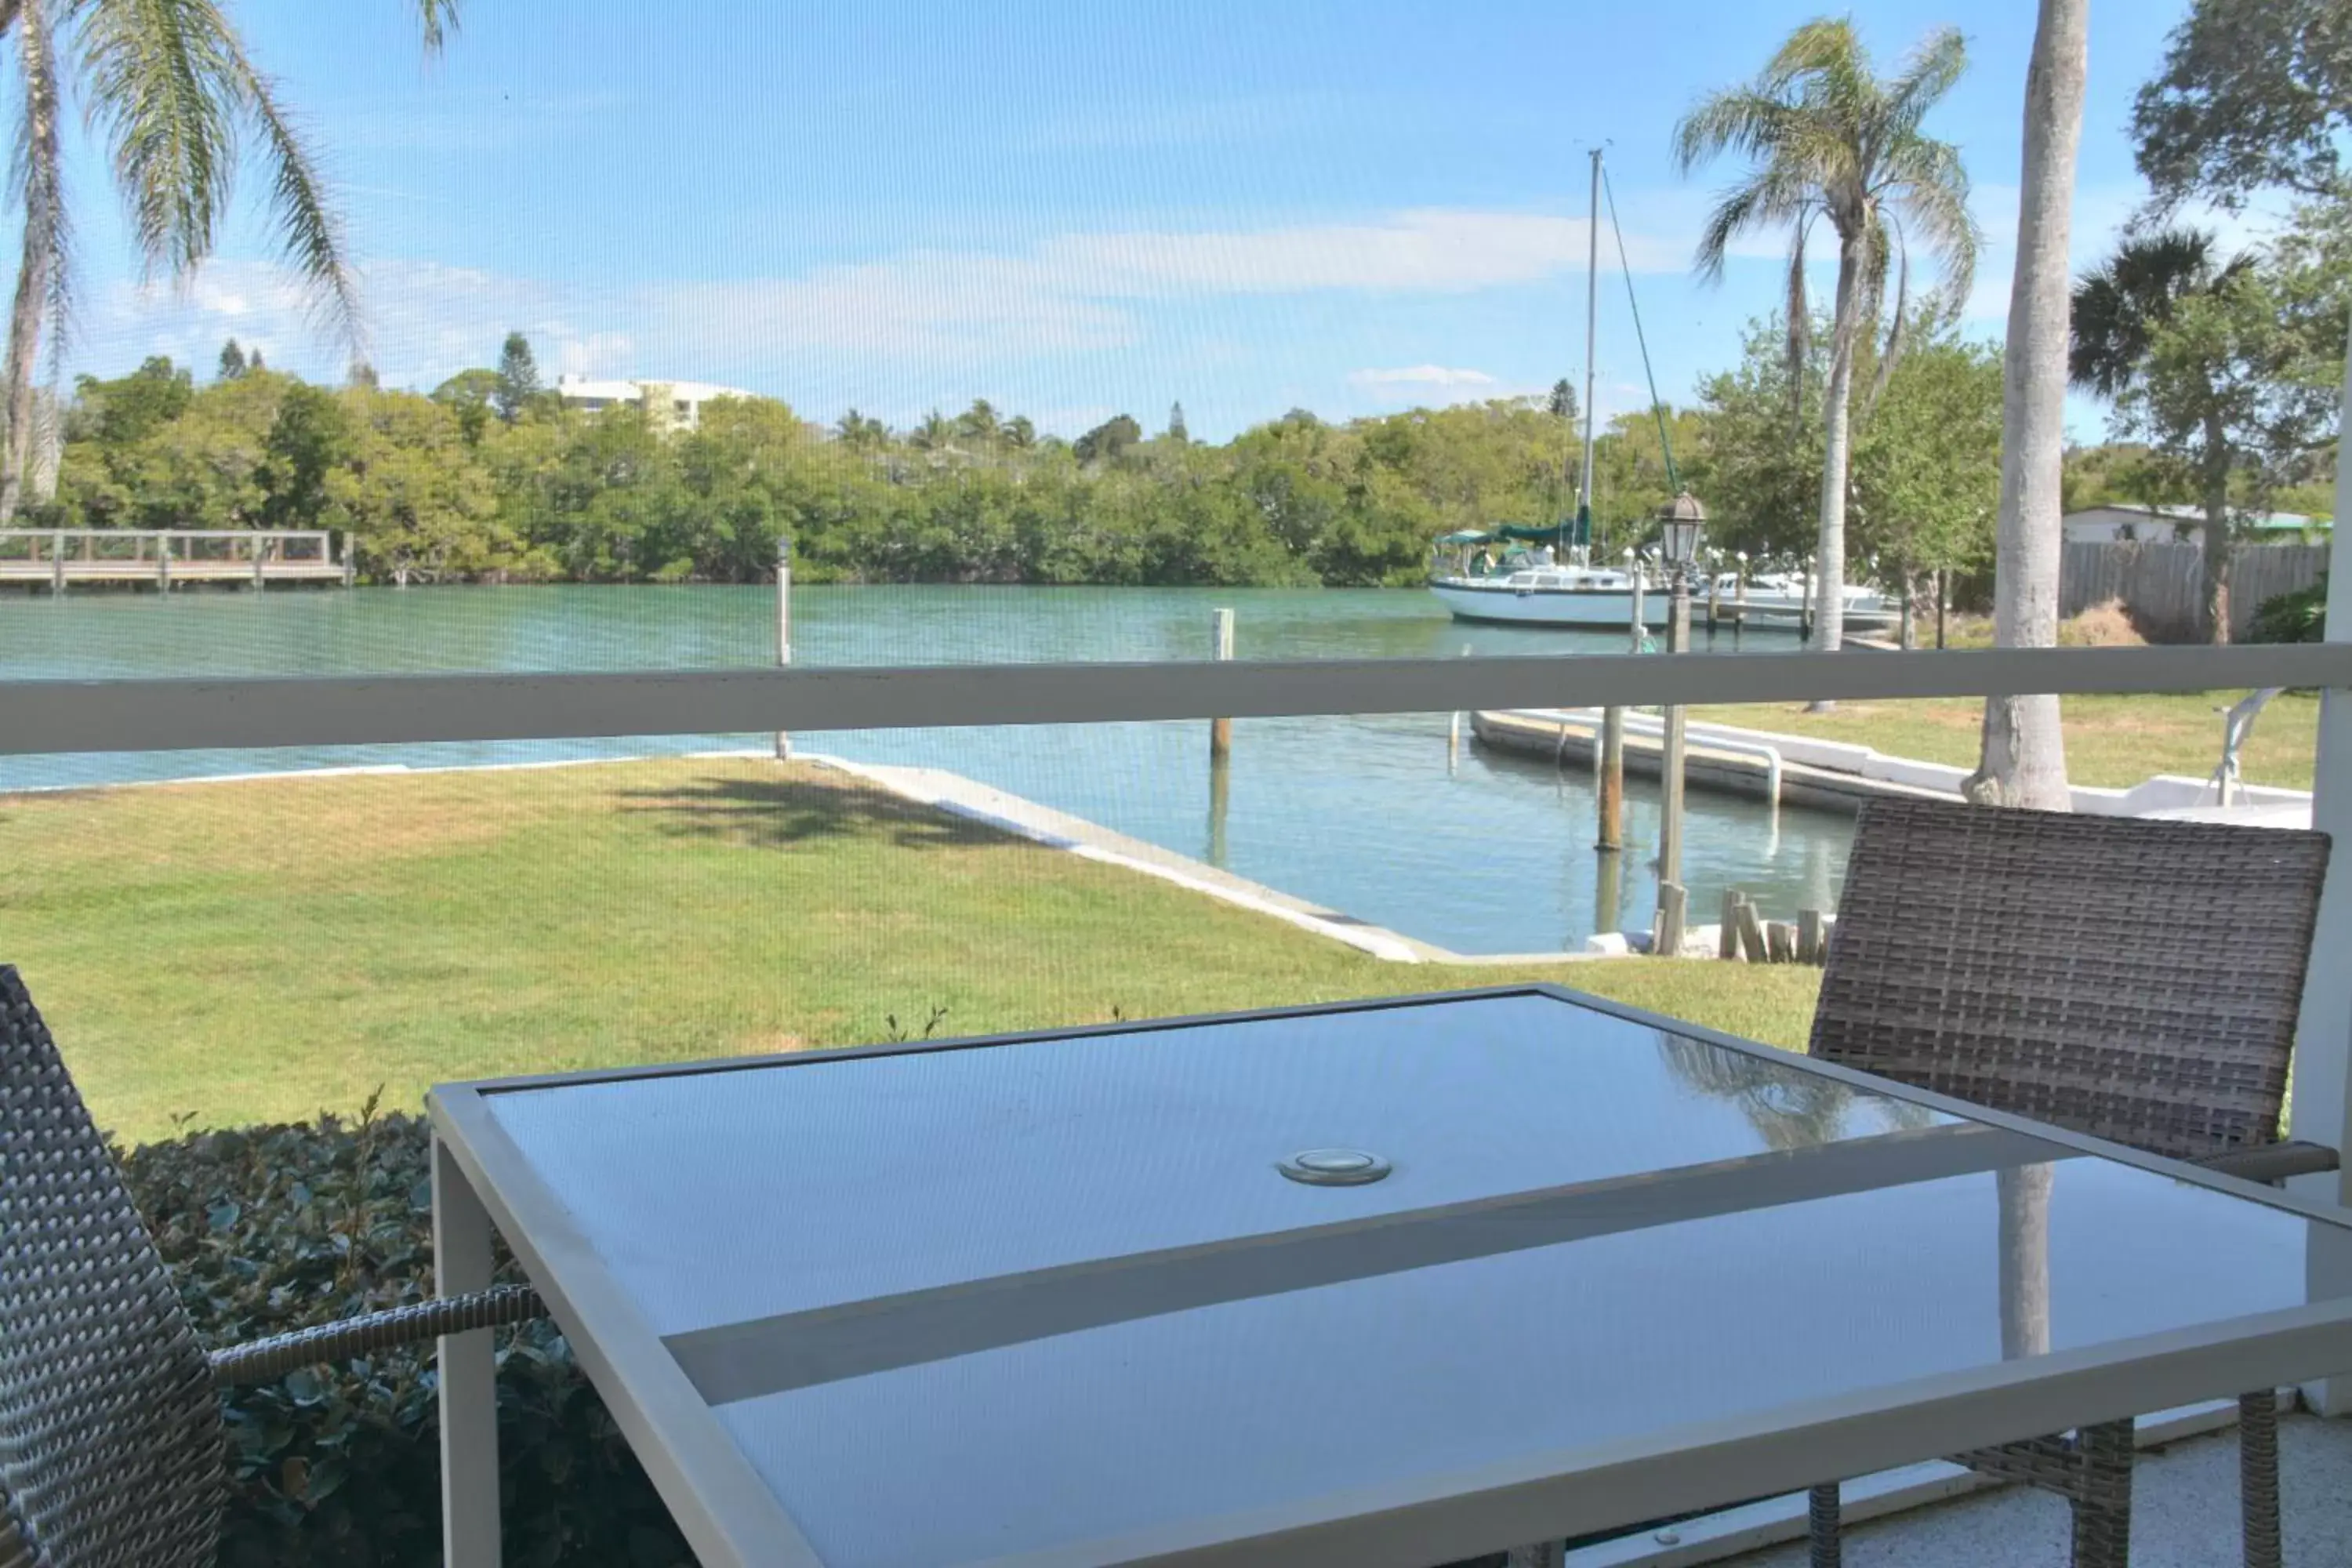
71, 205, 1683, 399
1348, 365, 1499, 388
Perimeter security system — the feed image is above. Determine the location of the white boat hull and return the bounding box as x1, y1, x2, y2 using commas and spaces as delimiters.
1431, 578, 1900, 632
1429, 579, 1669, 628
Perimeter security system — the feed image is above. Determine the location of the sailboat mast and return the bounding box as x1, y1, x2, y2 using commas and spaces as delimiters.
1574, 147, 1602, 555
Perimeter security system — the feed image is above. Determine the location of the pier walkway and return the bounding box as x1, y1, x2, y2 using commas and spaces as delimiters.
0, 529, 350, 591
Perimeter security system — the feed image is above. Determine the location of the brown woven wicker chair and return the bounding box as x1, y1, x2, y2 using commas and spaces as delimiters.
0, 965, 545, 1568
1802, 798, 2335, 1568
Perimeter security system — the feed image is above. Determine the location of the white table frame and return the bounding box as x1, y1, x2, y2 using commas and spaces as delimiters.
427, 983, 2352, 1568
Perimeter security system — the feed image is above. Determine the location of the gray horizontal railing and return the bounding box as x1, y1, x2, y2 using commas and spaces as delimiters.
2, 643, 2347, 756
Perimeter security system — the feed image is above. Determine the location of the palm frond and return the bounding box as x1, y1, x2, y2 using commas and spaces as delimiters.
1879, 135, 1977, 305
1785, 216, 1812, 423
414, 0, 459, 53
1882, 27, 1967, 143
1863, 220, 1911, 420
1762, 16, 1873, 105
1672, 87, 1791, 175
222, 38, 359, 345
74, 0, 241, 278
2068, 227, 2227, 398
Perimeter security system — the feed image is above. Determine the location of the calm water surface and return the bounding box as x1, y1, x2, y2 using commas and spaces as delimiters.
0, 585, 1850, 953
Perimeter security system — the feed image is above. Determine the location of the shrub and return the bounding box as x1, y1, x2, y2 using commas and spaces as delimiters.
119, 1109, 688, 1568
2249, 575, 2328, 644
2060, 598, 2149, 648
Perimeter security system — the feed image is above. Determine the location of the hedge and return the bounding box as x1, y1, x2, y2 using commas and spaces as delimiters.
120, 1108, 689, 1567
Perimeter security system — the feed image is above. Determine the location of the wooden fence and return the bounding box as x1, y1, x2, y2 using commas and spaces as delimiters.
2060, 540, 2328, 641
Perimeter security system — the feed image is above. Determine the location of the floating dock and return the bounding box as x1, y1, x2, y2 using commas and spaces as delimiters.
1472, 708, 2314, 823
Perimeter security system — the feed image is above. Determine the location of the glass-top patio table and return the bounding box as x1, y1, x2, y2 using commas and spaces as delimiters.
426, 986, 2352, 1568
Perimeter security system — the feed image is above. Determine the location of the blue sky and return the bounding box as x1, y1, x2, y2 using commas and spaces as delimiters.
59, 1, 2251, 441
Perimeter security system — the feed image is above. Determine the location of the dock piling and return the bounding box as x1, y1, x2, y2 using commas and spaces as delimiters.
1798, 907, 1827, 965
1654, 883, 1687, 958
773, 538, 793, 761
1595, 710, 1624, 850
1736, 898, 1770, 963
1210, 608, 1235, 762
1719, 889, 1743, 960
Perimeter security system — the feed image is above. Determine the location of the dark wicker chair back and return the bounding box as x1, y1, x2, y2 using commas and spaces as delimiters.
1812, 799, 2331, 1161
0, 967, 223, 1568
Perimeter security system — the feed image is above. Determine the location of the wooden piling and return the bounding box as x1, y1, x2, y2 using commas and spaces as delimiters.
1798, 907, 1827, 966
1655, 883, 1687, 958
1718, 890, 1742, 960
1210, 608, 1235, 762
1766, 920, 1796, 964
1736, 899, 1769, 964
774, 538, 793, 761
1595, 709, 1624, 850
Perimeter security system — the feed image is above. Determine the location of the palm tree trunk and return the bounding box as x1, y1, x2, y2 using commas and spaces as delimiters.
1806, 227, 1867, 704
1970, 0, 2084, 811
2201, 412, 2233, 644
0, 0, 60, 526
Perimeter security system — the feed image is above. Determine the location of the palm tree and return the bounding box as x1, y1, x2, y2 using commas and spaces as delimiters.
1970, 0, 2085, 811
2069, 228, 2255, 644
1674, 19, 1978, 686
0, 0, 458, 521
908, 408, 953, 452
956, 398, 1000, 448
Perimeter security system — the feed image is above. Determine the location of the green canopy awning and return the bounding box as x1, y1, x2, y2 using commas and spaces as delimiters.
1439, 521, 1590, 547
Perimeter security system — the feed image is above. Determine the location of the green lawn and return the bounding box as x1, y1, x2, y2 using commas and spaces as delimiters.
0, 758, 1822, 1145
1690, 690, 2321, 791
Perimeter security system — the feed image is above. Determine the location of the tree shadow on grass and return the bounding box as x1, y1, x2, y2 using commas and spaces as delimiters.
617, 775, 1018, 852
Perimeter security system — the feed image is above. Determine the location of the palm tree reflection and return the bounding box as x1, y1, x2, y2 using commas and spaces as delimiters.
1656, 1033, 1937, 1152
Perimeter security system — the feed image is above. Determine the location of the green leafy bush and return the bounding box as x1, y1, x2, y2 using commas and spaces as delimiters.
120, 1110, 688, 1568
2249, 575, 2328, 644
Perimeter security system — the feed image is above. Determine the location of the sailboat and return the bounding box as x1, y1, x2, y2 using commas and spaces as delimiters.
1427, 149, 1892, 632
1426, 147, 1660, 629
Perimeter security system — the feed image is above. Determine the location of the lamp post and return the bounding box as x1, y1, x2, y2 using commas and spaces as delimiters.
1653, 492, 1707, 956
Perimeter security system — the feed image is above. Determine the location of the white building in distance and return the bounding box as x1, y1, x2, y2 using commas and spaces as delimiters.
2061, 504, 2328, 547
555, 374, 757, 433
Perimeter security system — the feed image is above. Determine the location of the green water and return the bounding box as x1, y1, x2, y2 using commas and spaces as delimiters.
0, 584, 1850, 953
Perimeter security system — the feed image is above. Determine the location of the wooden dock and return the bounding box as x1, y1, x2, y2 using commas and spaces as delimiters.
0, 529, 350, 591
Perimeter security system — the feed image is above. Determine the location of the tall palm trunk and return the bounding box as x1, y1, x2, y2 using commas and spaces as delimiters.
2200, 409, 2233, 643
0, 0, 60, 526
1970, 0, 2084, 811
1808, 225, 1867, 695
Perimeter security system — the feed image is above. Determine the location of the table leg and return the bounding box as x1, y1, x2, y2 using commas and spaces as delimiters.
435, 1136, 503, 1567
1504, 1542, 1563, 1567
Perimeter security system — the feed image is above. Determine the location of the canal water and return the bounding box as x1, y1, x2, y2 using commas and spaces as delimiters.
0, 585, 1850, 954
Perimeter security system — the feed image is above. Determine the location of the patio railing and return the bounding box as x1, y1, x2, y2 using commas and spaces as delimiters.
4, 625, 2350, 1414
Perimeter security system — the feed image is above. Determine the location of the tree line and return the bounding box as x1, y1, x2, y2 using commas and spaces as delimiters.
28, 318, 2013, 592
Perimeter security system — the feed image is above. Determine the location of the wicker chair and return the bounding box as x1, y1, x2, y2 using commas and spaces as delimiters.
0, 965, 545, 1568
1803, 798, 2336, 1568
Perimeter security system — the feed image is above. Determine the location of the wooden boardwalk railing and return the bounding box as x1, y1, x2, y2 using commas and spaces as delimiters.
0, 530, 351, 591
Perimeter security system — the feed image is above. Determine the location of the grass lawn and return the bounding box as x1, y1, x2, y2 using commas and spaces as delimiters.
1689, 689, 2320, 791
0, 757, 1822, 1145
